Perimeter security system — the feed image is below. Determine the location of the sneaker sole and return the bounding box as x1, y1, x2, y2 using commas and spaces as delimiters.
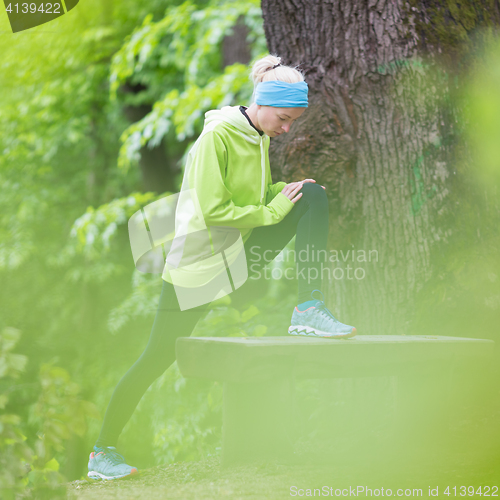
87, 469, 139, 481
288, 325, 357, 339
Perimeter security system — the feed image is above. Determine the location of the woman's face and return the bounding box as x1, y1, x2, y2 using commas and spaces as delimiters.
255, 106, 306, 137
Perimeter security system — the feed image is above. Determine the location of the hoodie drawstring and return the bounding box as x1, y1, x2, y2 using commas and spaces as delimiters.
259, 137, 265, 204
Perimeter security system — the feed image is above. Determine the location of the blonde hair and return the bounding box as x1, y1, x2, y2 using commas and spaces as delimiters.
250, 54, 305, 86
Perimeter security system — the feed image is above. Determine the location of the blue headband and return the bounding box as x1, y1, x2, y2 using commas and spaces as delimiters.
254, 80, 308, 108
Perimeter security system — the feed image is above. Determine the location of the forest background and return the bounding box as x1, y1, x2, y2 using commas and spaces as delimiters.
1, 0, 499, 496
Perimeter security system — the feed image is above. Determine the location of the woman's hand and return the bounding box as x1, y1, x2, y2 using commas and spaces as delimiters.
281, 179, 326, 204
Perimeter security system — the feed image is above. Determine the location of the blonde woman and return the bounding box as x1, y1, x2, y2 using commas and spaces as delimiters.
87, 54, 356, 480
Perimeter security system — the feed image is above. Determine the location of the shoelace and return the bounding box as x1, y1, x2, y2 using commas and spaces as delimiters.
307, 289, 340, 323
101, 447, 126, 465
315, 301, 339, 323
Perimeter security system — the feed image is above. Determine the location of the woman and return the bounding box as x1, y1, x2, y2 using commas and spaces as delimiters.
87, 54, 356, 480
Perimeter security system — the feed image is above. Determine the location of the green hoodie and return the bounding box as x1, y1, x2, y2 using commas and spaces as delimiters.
162, 105, 294, 288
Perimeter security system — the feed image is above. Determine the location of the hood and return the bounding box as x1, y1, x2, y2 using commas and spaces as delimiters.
204, 105, 266, 145
203, 105, 268, 203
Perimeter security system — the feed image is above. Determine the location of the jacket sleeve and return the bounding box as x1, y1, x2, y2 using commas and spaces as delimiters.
187, 131, 294, 229
265, 181, 287, 205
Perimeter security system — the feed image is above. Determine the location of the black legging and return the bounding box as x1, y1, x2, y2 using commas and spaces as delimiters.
95, 182, 328, 448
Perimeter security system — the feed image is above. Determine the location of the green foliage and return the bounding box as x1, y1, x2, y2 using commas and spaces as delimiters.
0, 328, 32, 499
150, 365, 223, 463
107, 271, 164, 333
0, 0, 269, 480
462, 36, 500, 184
0, 1, 133, 272
0, 327, 101, 497
110, 0, 266, 170
60, 192, 159, 273
117, 63, 253, 171
18, 361, 100, 495
29, 363, 100, 460
110, 0, 265, 99
195, 302, 268, 337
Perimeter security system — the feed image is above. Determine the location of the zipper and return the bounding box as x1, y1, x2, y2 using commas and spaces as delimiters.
260, 136, 266, 204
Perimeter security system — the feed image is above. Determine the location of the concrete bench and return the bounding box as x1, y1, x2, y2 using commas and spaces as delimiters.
176, 335, 495, 466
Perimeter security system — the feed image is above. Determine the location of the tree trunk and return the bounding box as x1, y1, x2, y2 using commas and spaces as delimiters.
222, 15, 252, 68
121, 87, 175, 194
261, 0, 500, 335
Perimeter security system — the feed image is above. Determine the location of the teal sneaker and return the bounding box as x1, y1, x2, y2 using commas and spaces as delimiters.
87, 445, 138, 481
288, 289, 357, 339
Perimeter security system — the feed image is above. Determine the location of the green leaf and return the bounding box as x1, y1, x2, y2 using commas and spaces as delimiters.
43, 458, 60, 472
253, 324, 267, 337
1, 327, 22, 351
7, 353, 28, 375
0, 358, 7, 378
0, 414, 21, 425
241, 304, 259, 323
0, 394, 8, 409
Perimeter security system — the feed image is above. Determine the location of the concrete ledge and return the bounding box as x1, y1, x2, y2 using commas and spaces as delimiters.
175, 335, 495, 466
176, 335, 495, 382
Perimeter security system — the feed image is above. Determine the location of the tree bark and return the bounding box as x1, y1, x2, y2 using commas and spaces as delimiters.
261, 0, 500, 335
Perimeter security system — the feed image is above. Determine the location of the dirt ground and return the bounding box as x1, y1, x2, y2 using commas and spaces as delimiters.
65, 421, 500, 500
